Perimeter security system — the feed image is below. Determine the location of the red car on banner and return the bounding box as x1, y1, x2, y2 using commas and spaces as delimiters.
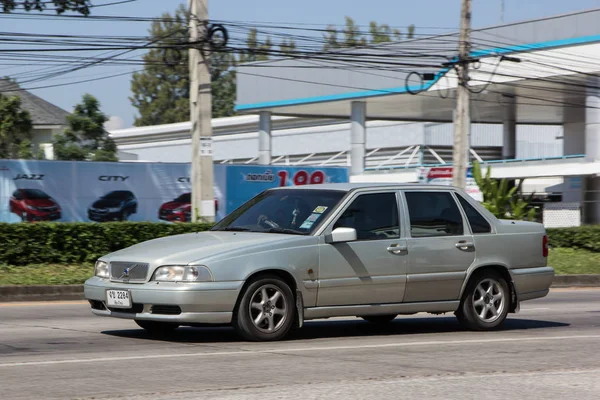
159, 193, 219, 222
9, 188, 61, 222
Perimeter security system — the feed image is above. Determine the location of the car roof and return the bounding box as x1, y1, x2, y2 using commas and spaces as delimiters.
269, 183, 462, 192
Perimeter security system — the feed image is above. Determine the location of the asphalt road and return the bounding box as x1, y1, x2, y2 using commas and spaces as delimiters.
1, 289, 600, 400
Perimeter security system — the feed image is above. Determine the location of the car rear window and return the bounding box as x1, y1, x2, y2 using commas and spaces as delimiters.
457, 194, 492, 234
405, 191, 464, 237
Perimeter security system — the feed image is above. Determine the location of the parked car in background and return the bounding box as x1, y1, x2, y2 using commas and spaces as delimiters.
159, 193, 218, 222
85, 183, 554, 341
9, 188, 61, 222
88, 190, 137, 222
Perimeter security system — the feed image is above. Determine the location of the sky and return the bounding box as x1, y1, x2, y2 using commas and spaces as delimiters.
1, 0, 599, 129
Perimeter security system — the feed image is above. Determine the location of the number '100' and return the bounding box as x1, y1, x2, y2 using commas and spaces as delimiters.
277, 170, 325, 187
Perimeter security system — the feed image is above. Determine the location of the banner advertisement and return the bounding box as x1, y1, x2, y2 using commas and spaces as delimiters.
417, 166, 483, 201
0, 160, 349, 223
224, 165, 350, 214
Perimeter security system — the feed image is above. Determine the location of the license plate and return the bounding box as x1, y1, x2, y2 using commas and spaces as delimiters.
106, 290, 131, 308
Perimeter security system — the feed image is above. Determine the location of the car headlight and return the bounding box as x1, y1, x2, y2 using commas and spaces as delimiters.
152, 265, 213, 282
25, 204, 38, 210
94, 260, 109, 278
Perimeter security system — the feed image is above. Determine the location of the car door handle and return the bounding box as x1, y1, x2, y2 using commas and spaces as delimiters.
387, 244, 407, 255
455, 241, 474, 250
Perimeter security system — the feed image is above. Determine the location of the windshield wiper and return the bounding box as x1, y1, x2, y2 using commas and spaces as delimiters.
265, 227, 304, 235
217, 227, 251, 232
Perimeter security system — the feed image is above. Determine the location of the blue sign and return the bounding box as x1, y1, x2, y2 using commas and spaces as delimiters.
224, 165, 350, 214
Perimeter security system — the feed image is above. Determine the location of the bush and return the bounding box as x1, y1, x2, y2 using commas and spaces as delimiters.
0, 223, 598, 267
546, 226, 600, 253
0, 222, 212, 266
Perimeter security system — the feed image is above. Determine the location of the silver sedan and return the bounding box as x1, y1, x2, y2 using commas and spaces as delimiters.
85, 183, 555, 341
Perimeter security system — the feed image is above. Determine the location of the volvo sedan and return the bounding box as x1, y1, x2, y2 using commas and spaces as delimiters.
84, 183, 554, 341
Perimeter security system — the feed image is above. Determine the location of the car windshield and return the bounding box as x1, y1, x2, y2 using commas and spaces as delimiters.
102, 191, 129, 199
175, 193, 191, 203
212, 189, 345, 235
23, 189, 50, 199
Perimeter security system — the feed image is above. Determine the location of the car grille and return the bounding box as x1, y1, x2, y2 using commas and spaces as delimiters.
108, 303, 144, 314
37, 206, 57, 211
110, 261, 149, 283
151, 305, 182, 315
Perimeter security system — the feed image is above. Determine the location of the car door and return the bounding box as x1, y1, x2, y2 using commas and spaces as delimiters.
402, 190, 475, 303
317, 191, 408, 307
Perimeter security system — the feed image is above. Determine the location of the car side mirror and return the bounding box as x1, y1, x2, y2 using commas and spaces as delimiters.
327, 227, 357, 244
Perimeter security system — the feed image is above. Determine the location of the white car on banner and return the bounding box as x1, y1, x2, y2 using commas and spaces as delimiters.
418, 167, 483, 202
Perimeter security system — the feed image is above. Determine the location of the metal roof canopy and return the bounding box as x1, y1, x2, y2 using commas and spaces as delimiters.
235, 9, 600, 125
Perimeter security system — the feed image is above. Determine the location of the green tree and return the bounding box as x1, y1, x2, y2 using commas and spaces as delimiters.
130, 5, 190, 126
53, 94, 117, 162
0, 94, 33, 159
472, 161, 536, 221
323, 17, 416, 51
130, 5, 238, 125
369, 21, 393, 44
239, 28, 272, 63
323, 25, 340, 51
0, 0, 90, 14
279, 38, 296, 56
342, 16, 367, 47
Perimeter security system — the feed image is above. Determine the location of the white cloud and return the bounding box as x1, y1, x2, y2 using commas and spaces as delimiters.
104, 116, 125, 131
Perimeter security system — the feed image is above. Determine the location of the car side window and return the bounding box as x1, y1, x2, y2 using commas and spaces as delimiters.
456, 194, 492, 234
13, 191, 22, 200
333, 192, 400, 241
405, 191, 464, 237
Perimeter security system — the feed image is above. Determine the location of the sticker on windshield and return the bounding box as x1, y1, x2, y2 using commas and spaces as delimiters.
313, 206, 328, 214
300, 213, 322, 229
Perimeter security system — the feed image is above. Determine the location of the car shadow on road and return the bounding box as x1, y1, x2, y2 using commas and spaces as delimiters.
101, 316, 569, 343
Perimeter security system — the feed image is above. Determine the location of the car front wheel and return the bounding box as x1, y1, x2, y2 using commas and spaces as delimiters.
233, 275, 295, 341
456, 270, 510, 331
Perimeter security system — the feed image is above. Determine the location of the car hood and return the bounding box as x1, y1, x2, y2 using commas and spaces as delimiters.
103, 231, 311, 266
161, 201, 189, 211
25, 199, 56, 208
91, 198, 123, 208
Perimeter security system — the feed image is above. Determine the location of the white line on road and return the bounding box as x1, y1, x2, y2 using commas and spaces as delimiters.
1, 334, 600, 368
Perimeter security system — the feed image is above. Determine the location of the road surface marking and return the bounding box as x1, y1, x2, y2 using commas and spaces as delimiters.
1, 334, 600, 368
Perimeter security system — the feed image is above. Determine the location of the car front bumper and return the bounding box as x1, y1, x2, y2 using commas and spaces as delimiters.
84, 277, 244, 324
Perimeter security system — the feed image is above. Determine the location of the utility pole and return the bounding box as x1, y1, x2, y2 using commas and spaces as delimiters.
500, 0, 505, 24
189, 0, 215, 222
452, 0, 472, 188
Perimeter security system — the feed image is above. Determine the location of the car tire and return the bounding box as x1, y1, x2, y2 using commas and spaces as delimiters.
456, 270, 510, 331
233, 275, 295, 341
135, 320, 179, 336
361, 314, 397, 324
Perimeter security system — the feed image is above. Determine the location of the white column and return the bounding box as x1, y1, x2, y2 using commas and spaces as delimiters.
502, 97, 516, 159
350, 101, 366, 176
562, 105, 586, 203
258, 111, 272, 165
585, 77, 600, 162
585, 77, 600, 223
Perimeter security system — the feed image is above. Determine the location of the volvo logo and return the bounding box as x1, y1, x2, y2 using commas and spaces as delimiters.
119, 264, 141, 280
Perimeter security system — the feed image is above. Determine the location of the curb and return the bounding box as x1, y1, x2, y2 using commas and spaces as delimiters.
551, 274, 600, 288
0, 285, 84, 302
1, 276, 599, 303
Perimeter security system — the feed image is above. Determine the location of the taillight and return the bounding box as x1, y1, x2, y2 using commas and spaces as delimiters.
542, 235, 549, 257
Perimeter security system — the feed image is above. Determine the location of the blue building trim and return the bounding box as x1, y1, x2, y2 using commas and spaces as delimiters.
235, 34, 600, 112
